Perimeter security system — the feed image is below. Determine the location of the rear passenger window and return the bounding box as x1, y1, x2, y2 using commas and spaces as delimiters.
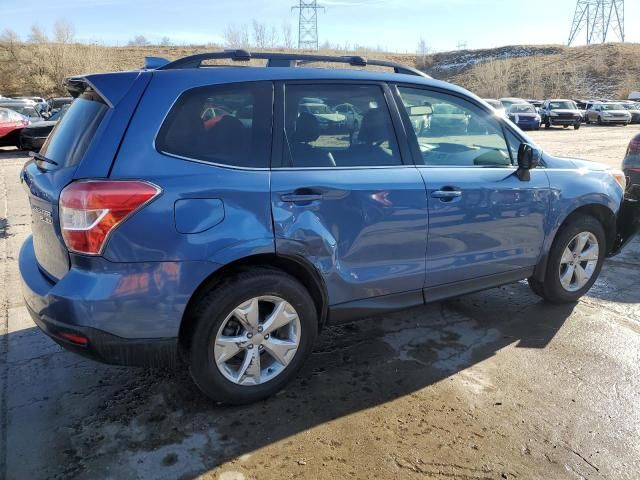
156, 82, 272, 168
397, 87, 512, 167
283, 84, 402, 168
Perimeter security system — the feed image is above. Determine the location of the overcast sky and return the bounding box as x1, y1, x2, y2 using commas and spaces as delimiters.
1, 0, 637, 52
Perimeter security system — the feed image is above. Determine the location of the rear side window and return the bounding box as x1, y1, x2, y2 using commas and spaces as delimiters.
156, 82, 273, 169
41, 89, 108, 169
282, 84, 402, 168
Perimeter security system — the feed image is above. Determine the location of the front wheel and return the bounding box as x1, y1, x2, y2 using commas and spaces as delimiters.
597, 116, 603, 125
574, 123, 580, 130
188, 269, 318, 404
528, 214, 605, 303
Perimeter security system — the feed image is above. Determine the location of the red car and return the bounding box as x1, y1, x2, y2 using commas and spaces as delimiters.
0, 107, 29, 147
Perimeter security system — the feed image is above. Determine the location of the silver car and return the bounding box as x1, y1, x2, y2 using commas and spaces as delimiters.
585, 102, 632, 125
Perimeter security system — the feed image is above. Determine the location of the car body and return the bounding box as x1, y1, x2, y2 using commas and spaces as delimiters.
585, 102, 632, 125
19, 105, 69, 151
540, 99, 582, 129
499, 97, 528, 111
0, 107, 29, 147
507, 103, 541, 130
623, 133, 640, 189
620, 102, 640, 124
483, 99, 507, 118
18, 51, 639, 404
0, 102, 43, 123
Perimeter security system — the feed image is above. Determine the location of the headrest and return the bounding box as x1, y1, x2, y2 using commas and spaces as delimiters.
292, 112, 320, 143
358, 108, 390, 144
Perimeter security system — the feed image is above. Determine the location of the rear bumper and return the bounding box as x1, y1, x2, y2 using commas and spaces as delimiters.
19, 235, 217, 367
610, 191, 640, 256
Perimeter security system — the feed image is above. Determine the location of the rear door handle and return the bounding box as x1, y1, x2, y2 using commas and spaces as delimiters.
431, 189, 462, 200
280, 193, 324, 203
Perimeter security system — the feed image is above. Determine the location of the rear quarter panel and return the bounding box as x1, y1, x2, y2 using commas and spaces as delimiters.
105, 70, 274, 266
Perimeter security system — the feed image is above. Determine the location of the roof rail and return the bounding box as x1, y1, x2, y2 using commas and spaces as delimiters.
157, 50, 431, 78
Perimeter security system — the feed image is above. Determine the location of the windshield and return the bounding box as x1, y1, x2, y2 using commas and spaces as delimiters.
510, 104, 536, 113
549, 101, 576, 110
41, 89, 108, 169
601, 103, 625, 111
0, 105, 38, 117
485, 100, 503, 109
622, 103, 638, 111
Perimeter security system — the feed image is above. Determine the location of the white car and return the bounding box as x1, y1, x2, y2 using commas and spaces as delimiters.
585, 103, 632, 126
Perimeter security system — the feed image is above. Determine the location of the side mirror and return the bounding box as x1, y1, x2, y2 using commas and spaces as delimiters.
516, 143, 541, 181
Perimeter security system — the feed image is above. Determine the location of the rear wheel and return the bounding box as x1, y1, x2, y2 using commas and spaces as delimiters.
528, 214, 605, 303
545, 119, 551, 129
188, 269, 318, 404
574, 123, 580, 130
597, 116, 603, 125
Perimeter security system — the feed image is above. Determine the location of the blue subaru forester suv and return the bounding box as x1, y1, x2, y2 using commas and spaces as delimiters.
19, 51, 639, 404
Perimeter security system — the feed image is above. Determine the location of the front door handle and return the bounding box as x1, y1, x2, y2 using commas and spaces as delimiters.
281, 193, 324, 203
431, 189, 462, 200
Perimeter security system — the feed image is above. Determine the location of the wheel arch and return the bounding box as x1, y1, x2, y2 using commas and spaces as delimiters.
533, 203, 616, 281
178, 253, 328, 358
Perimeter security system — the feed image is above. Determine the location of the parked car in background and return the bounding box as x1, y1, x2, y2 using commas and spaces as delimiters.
623, 133, 640, 189
585, 102, 632, 126
620, 102, 640, 124
507, 103, 541, 130
299, 102, 347, 132
17, 51, 638, 405
540, 99, 582, 129
484, 99, 507, 118
19, 104, 69, 151
45, 96, 73, 117
0, 107, 29, 147
499, 97, 528, 110
334, 103, 363, 132
0, 101, 43, 123
430, 103, 469, 132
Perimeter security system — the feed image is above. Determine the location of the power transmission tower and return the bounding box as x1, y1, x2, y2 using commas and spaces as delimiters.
292, 1, 324, 50
568, 0, 625, 46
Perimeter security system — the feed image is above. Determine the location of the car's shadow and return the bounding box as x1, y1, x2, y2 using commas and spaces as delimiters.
4, 280, 583, 479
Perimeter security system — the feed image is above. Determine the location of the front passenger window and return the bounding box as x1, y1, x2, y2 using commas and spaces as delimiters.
397, 86, 512, 167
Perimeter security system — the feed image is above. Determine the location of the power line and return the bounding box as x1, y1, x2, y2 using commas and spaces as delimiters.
291, 1, 325, 50
568, 0, 625, 46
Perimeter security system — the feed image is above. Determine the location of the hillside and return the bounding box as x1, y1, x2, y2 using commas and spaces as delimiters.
1, 40, 639, 100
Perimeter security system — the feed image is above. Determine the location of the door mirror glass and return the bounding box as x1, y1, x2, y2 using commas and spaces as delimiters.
517, 143, 541, 170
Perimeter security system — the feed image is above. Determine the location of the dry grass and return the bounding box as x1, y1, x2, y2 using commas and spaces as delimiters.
1, 40, 639, 99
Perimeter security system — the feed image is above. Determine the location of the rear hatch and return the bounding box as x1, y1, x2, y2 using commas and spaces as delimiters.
21, 71, 150, 280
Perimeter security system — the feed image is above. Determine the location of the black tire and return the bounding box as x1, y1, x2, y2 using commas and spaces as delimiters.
574, 123, 580, 130
563, 125, 569, 129
188, 268, 318, 404
528, 214, 606, 303
597, 116, 603, 125
545, 119, 551, 129
586, 116, 591, 124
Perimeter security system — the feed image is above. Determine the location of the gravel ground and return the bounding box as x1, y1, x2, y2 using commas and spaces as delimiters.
1, 124, 639, 480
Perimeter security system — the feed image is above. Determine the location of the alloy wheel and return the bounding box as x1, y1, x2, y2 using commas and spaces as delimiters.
558, 232, 599, 292
213, 296, 301, 386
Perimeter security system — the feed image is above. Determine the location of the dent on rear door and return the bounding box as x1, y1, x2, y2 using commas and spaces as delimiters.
271, 168, 429, 305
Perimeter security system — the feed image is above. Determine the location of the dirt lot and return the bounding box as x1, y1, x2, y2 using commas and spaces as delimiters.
1, 124, 639, 480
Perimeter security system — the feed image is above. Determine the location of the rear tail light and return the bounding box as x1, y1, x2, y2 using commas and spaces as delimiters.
627, 137, 640, 155
59, 180, 161, 255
